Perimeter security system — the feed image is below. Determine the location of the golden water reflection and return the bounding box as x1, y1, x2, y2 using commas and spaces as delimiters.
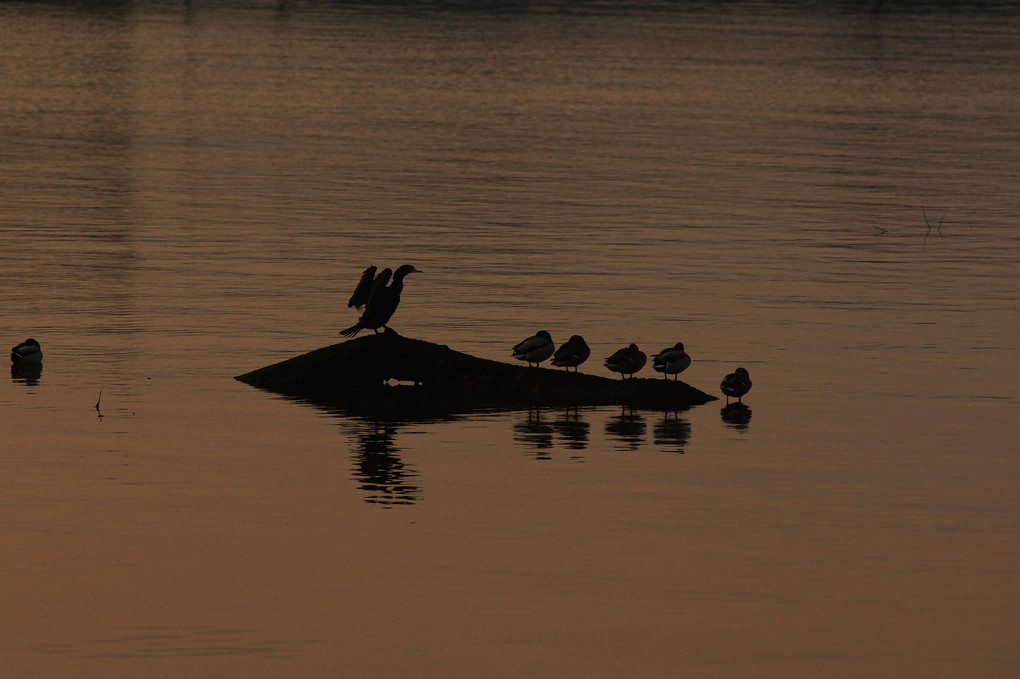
720, 403, 753, 429
3, 3, 1015, 676
552, 406, 590, 451
653, 411, 692, 453
10, 363, 43, 385
334, 404, 714, 503
339, 419, 422, 507
512, 408, 556, 458
605, 406, 646, 451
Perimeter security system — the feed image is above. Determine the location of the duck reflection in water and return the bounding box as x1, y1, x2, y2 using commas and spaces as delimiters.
720, 403, 752, 429
605, 406, 646, 451
11, 362, 43, 385
552, 406, 590, 451
513, 408, 555, 459
653, 411, 691, 453
345, 420, 421, 506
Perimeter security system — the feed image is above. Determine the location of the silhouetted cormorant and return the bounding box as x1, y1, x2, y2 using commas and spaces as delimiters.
551, 335, 590, 372
347, 265, 378, 310
340, 265, 420, 337
11, 338, 42, 364
720, 367, 752, 403
652, 342, 691, 380
512, 330, 555, 367
604, 344, 646, 379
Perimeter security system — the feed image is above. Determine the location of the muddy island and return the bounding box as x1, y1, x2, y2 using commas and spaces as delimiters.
236, 331, 717, 418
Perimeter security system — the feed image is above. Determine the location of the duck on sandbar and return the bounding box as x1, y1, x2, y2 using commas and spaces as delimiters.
11, 338, 42, 364
652, 341, 691, 380
604, 343, 646, 379
551, 335, 590, 372
720, 367, 752, 403
512, 330, 555, 367
340, 264, 421, 337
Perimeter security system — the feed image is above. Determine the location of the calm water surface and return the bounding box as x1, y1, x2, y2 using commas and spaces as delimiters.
1, 2, 1017, 677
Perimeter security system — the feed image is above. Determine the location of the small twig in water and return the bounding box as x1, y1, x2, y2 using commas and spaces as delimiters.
95, 390, 104, 419
873, 225, 888, 235
922, 207, 946, 238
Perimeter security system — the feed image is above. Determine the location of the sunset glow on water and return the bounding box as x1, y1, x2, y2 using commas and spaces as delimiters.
1, 2, 1017, 677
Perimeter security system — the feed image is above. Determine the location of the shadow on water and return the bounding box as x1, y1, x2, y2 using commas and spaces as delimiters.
653, 411, 691, 454
552, 406, 590, 452
720, 403, 752, 430
11, 363, 43, 386
513, 408, 555, 459
337, 418, 422, 507
275, 394, 441, 506
279, 391, 736, 505
512, 406, 695, 457
605, 406, 647, 452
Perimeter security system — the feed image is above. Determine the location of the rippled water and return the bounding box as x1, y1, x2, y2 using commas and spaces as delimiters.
1, 2, 1017, 677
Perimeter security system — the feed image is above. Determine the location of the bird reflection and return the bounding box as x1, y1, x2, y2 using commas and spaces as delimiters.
552, 407, 590, 451
720, 403, 752, 429
11, 362, 42, 385
346, 420, 421, 506
513, 408, 555, 458
653, 411, 691, 453
605, 406, 646, 450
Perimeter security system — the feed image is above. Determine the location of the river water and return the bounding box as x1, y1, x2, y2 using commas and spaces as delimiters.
1, 1, 1017, 677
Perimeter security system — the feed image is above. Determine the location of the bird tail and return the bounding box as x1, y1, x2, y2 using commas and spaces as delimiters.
339, 324, 362, 337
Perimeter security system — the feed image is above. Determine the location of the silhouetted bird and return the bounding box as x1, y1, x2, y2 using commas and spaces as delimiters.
512, 330, 555, 367
652, 342, 691, 380
339, 265, 420, 337
720, 367, 752, 403
347, 265, 378, 310
11, 338, 42, 364
604, 343, 646, 379
551, 335, 590, 372
365, 267, 392, 304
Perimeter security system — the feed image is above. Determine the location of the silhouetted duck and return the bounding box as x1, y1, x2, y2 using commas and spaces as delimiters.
347, 265, 378, 310
340, 265, 420, 337
551, 335, 590, 372
11, 338, 42, 364
720, 367, 752, 403
652, 342, 691, 380
604, 343, 646, 379
512, 330, 555, 367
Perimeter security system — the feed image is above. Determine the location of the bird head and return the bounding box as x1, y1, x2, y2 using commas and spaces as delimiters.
393, 265, 421, 279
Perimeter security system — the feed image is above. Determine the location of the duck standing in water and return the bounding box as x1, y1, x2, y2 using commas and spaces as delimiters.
652, 341, 691, 380
512, 330, 555, 367
340, 264, 420, 337
347, 265, 378, 310
551, 334, 590, 372
604, 343, 646, 379
720, 367, 752, 403
11, 338, 42, 364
